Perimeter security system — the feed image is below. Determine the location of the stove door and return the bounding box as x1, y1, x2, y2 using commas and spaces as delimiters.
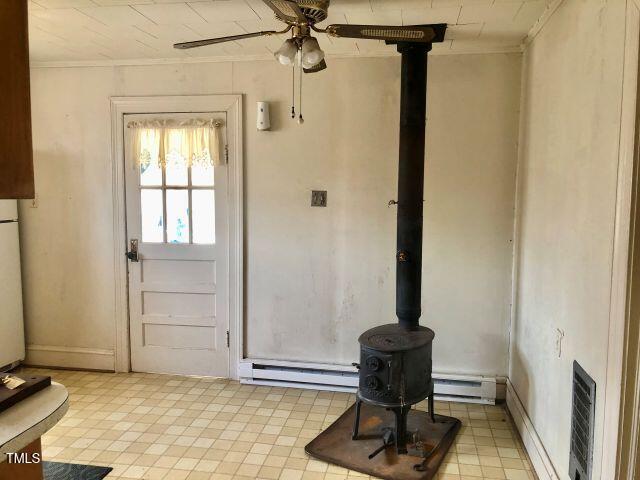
358, 348, 398, 405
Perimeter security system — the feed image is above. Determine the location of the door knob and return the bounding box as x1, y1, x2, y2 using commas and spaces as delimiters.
126, 239, 139, 262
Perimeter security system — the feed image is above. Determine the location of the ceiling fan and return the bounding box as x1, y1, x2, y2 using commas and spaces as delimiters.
174, 0, 446, 74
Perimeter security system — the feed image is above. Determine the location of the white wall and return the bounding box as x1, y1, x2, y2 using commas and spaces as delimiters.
510, 0, 628, 478
22, 53, 521, 376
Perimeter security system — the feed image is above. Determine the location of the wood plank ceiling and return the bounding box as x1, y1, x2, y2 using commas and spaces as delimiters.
28, 0, 550, 63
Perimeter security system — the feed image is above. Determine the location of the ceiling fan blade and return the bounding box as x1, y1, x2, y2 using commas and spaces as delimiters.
174, 31, 277, 49
262, 0, 307, 23
325, 24, 446, 43
303, 59, 327, 74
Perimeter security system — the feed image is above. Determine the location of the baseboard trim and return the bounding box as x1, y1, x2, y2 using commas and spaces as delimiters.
506, 379, 560, 480
25, 345, 115, 372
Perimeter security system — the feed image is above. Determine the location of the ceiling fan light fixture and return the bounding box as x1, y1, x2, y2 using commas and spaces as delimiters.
301, 36, 324, 69
274, 38, 298, 66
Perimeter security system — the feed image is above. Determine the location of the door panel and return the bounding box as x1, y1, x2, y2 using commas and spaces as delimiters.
142, 260, 216, 284
142, 292, 215, 316
124, 112, 229, 377
144, 324, 216, 350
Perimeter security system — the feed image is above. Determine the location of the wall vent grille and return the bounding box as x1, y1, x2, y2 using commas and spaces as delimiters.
569, 361, 596, 480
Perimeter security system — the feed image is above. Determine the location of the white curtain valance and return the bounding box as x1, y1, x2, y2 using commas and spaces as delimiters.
128, 118, 224, 168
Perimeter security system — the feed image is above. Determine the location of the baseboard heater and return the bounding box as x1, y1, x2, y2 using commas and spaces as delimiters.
239, 359, 498, 404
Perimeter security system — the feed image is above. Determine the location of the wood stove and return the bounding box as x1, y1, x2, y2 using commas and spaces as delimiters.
357, 325, 434, 409
306, 26, 461, 480
354, 324, 435, 454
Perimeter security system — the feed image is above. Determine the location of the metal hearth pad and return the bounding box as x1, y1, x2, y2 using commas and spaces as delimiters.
305, 403, 460, 480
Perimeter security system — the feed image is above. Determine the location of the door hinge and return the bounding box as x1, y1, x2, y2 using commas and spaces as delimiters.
226, 330, 230, 348
225, 144, 229, 163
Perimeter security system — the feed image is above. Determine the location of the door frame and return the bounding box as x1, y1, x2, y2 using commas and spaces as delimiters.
110, 95, 243, 379
616, 2, 640, 477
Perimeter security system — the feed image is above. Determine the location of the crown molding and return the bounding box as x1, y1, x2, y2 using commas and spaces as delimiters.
30, 45, 522, 69
524, 0, 565, 47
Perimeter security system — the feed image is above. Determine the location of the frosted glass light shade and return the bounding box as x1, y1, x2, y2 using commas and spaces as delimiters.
301, 37, 324, 68
274, 39, 298, 66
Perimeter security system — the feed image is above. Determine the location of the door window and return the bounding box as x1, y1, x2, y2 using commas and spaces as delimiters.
139, 141, 216, 245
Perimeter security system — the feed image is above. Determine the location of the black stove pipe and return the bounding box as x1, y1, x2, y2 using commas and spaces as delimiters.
395, 42, 430, 331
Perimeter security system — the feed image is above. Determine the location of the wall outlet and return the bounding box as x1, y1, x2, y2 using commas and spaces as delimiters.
29, 195, 38, 208
311, 190, 327, 207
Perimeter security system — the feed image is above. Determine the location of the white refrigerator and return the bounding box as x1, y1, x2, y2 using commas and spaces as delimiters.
0, 200, 25, 370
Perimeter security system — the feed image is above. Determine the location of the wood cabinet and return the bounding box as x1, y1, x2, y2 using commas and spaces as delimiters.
0, 0, 34, 199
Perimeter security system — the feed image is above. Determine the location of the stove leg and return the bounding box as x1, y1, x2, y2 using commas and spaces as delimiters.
429, 393, 435, 423
393, 406, 410, 454
352, 399, 362, 440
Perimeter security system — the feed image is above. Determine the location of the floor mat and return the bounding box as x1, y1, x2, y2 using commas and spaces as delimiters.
43, 461, 112, 480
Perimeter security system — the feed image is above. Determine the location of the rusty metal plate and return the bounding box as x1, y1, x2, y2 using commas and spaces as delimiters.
305, 403, 460, 480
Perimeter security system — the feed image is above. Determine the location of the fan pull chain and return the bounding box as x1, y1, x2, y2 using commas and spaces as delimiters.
291, 65, 295, 119
298, 58, 304, 124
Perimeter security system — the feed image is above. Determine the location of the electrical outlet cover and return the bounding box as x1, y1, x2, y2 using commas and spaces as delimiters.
311, 190, 327, 207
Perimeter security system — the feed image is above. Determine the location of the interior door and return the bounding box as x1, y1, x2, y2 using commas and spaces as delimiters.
124, 112, 229, 377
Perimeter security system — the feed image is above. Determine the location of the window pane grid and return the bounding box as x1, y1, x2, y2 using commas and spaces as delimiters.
140, 165, 215, 245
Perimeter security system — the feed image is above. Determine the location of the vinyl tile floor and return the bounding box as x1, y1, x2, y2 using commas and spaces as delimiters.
20, 368, 536, 480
